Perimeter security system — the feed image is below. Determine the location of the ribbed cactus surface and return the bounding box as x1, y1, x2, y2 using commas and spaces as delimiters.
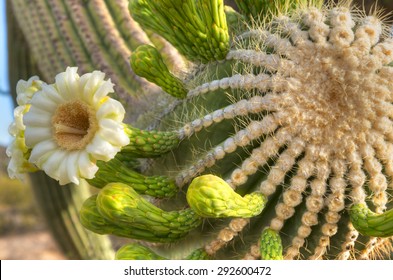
8, 0, 393, 260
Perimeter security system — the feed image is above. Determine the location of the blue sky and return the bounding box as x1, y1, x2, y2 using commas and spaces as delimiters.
0, 0, 13, 147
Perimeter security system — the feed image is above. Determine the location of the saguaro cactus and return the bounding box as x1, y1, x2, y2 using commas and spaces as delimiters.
7, 0, 393, 260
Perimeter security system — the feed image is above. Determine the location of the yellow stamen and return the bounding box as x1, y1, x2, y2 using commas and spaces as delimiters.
52, 100, 98, 150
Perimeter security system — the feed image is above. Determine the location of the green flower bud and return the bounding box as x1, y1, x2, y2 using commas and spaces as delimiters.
79, 195, 163, 241
186, 174, 266, 218
130, 45, 187, 99
96, 183, 202, 241
115, 244, 167, 260
129, 0, 229, 63
350, 204, 393, 238
260, 228, 283, 260
80, 194, 199, 243
87, 156, 178, 198
122, 124, 180, 158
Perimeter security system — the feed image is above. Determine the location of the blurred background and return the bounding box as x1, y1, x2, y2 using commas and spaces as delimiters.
0, 0, 393, 260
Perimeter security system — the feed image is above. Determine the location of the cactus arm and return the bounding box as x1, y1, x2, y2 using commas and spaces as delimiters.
98, 0, 151, 51
66, 0, 141, 99
350, 204, 393, 238
11, 0, 68, 76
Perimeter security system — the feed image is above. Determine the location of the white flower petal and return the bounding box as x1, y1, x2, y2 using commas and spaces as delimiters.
16, 76, 37, 95
77, 151, 99, 180
96, 98, 125, 121
6, 142, 13, 157
10, 106, 27, 134
6, 140, 25, 180
16, 76, 41, 106
42, 84, 65, 104
82, 71, 106, 102
78, 72, 91, 96
55, 67, 79, 100
23, 106, 53, 126
92, 80, 114, 105
41, 150, 67, 181
21, 106, 52, 127
64, 67, 80, 98
86, 135, 120, 161
7, 151, 23, 180
30, 91, 59, 113
63, 151, 80, 185
24, 126, 52, 147
29, 139, 58, 164
98, 119, 130, 146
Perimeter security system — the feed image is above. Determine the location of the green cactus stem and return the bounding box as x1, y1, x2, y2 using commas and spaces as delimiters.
129, 0, 230, 63
260, 228, 283, 260
115, 244, 167, 260
130, 44, 187, 98
95, 183, 202, 242
186, 174, 267, 218
350, 204, 393, 238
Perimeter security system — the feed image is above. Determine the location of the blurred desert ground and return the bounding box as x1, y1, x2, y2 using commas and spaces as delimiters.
1, 0, 393, 260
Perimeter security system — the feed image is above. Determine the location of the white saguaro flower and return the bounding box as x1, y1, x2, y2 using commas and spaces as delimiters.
23, 67, 130, 185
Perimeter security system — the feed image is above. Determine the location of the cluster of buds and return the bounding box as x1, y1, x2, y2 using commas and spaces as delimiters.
7, 0, 393, 260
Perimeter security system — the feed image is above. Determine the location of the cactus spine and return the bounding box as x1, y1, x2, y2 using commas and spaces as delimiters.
7, 0, 393, 260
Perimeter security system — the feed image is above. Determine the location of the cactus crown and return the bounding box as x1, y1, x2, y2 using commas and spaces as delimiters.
9, 0, 393, 260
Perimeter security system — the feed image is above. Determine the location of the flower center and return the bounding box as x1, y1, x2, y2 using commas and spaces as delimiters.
52, 100, 98, 150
